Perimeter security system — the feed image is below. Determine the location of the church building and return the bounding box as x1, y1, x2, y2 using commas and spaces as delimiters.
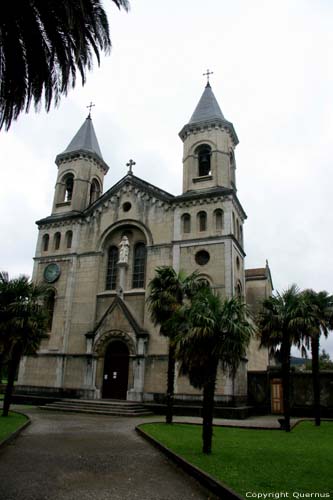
17, 81, 272, 403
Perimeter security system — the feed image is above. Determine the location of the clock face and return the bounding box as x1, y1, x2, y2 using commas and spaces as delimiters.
44, 263, 61, 283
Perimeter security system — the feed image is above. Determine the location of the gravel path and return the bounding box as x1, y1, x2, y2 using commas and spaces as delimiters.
0, 408, 217, 500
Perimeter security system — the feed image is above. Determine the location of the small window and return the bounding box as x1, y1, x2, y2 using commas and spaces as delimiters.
236, 281, 242, 298
106, 246, 119, 290
182, 213, 191, 234
45, 289, 56, 331
54, 232, 61, 250
123, 202, 132, 212
230, 151, 236, 185
42, 234, 49, 252
89, 179, 101, 205
132, 243, 146, 288
240, 225, 243, 244
232, 213, 236, 235
198, 211, 207, 232
64, 174, 74, 202
214, 209, 224, 231
197, 144, 212, 177
66, 230, 73, 249
236, 220, 240, 240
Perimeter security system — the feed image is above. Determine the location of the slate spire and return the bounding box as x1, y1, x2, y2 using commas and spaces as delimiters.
63, 115, 103, 159
189, 82, 225, 125
179, 83, 238, 145
55, 115, 108, 173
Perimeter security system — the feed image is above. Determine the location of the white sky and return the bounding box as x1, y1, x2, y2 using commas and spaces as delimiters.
0, 0, 332, 356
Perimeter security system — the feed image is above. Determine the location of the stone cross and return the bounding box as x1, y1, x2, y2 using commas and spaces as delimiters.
126, 159, 136, 174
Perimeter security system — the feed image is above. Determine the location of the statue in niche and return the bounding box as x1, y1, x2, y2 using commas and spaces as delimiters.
118, 236, 130, 264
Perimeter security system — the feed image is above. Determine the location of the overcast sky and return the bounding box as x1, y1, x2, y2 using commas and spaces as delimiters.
0, 0, 332, 356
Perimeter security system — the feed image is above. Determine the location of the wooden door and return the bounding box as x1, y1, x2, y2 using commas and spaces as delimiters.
271, 378, 283, 414
102, 341, 129, 400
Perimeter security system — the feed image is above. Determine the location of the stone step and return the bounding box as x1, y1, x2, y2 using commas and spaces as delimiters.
40, 399, 153, 417
53, 398, 146, 408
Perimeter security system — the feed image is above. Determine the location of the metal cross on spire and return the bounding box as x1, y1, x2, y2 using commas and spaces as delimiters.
86, 101, 95, 118
126, 159, 136, 174
203, 69, 214, 85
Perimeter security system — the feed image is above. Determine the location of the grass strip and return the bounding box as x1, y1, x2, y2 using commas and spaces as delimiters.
0, 412, 28, 442
140, 421, 333, 498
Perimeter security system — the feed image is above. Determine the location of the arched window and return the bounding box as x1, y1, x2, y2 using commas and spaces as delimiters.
196, 144, 212, 177
236, 219, 240, 240
66, 230, 73, 249
54, 232, 61, 250
214, 209, 224, 231
89, 178, 101, 205
64, 174, 74, 202
198, 211, 207, 232
182, 213, 191, 234
132, 243, 146, 288
45, 289, 56, 331
236, 281, 242, 298
232, 212, 236, 235
106, 246, 118, 290
42, 234, 49, 252
240, 225, 243, 245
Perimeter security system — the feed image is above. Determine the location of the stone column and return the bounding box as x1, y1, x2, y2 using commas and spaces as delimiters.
117, 262, 128, 298
127, 335, 148, 402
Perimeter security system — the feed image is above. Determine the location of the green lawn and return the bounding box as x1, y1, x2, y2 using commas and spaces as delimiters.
139, 421, 333, 498
0, 412, 28, 442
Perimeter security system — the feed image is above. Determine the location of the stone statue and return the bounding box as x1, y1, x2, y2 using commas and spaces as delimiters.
118, 236, 130, 264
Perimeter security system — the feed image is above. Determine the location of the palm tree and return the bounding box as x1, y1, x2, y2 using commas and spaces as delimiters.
177, 288, 254, 454
147, 266, 202, 424
0, 0, 129, 130
301, 290, 333, 426
258, 285, 306, 432
0, 272, 49, 416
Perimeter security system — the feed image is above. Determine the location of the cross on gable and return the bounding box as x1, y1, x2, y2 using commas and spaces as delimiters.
126, 159, 136, 174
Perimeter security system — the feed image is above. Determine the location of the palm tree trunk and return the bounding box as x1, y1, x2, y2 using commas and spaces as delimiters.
202, 362, 218, 454
2, 349, 21, 417
311, 335, 321, 426
281, 332, 291, 432
166, 342, 176, 424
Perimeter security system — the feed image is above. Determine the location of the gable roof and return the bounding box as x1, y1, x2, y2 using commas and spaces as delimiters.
93, 295, 148, 337
36, 172, 175, 226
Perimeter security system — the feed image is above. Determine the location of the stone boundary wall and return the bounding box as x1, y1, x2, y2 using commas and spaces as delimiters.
248, 370, 333, 417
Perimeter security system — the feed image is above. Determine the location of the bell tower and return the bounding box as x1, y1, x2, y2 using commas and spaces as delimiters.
179, 80, 238, 193
52, 113, 109, 215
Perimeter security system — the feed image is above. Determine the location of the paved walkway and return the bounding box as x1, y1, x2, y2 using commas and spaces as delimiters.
0, 407, 218, 500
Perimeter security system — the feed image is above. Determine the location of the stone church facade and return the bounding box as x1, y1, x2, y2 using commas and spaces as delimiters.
18, 82, 272, 403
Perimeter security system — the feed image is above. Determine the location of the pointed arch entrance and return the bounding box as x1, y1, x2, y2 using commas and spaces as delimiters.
102, 340, 129, 399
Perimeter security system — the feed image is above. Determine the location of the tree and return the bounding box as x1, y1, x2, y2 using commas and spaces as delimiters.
0, 272, 48, 416
258, 285, 306, 432
0, 0, 129, 130
301, 290, 333, 426
177, 288, 254, 454
319, 349, 333, 370
147, 266, 202, 424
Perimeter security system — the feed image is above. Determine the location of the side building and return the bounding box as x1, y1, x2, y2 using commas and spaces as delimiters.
18, 82, 271, 403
